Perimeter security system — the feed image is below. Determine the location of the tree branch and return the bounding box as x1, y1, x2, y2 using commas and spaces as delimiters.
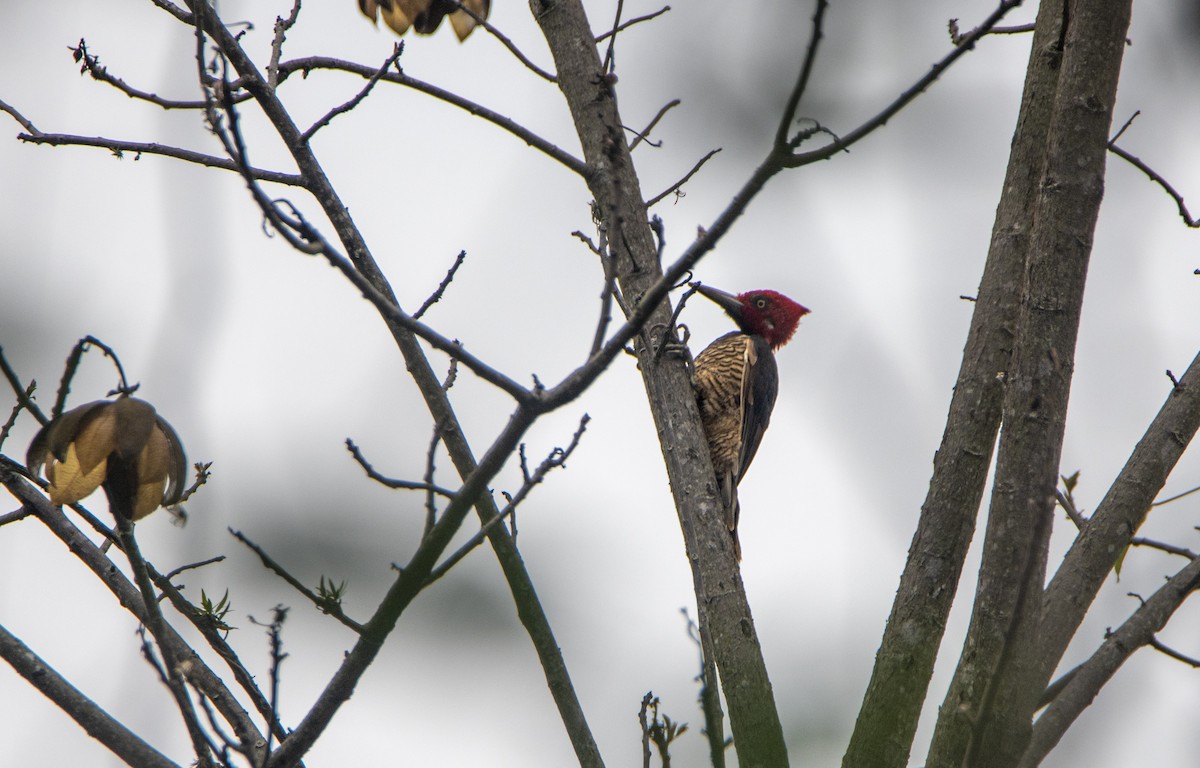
15, 130, 303, 186
173, 5, 605, 765
0, 623, 180, 768
1021, 555, 1200, 767
843, 1, 1065, 763
1036, 348, 1200, 688
275, 57, 586, 176
928, 1, 1134, 764
0, 468, 268, 764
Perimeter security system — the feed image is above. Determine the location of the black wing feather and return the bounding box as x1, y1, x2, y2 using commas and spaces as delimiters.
737, 336, 778, 484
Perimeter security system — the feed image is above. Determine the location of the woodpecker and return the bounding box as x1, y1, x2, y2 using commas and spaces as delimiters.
358, 0, 490, 41
692, 284, 809, 559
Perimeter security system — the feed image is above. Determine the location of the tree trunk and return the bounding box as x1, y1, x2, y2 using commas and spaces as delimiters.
841, 1, 1065, 763
925, 0, 1133, 765
532, 1, 789, 764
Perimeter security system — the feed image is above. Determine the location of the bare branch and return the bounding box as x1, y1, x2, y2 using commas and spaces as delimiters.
0, 467, 269, 761
276, 57, 586, 176
229, 529, 365, 634
299, 44, 403, 143
0, 380, 35, 451
53, 335, 133, 416
149, 0, 193, 23
447, 0, 556, 82
0, 98, 39, 133
113, 515, 216, 764
646, 148, 721, 208
345, 438, 457, 498
1108, 143, 1199, 227
1022, 556, 1200, 767
413, 250, 468, 320
427, 414, 590, 583
422, 422, 444, 537
72, 39, 228, 110
1056, 488, 1088, 528
948, 18, 1034, 45
784, 0, 1024, 167
1152, 483, 1200, 507
595, 5, 671, 42
600, 0, 625, 75
1038, 348, 1200, 684
1130, 536, 1198, 560
774, 0, 829, 149
267, 0, 303, 91
0, 623, 179, 768
1147, 635, 1200, 668
629, 98, 680, 151
0, 348, 45, 426
17, 130, 303, 185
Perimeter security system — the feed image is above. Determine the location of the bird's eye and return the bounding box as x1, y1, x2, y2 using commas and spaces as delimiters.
754, 297, 768, 309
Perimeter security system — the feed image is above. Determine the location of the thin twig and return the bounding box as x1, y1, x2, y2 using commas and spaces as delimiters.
73, 38, 231, 110
0, 381, 35, 450
646, 148, 721, 208
629, 98, 680, 152
784, 0, 1024, 167
0, 506, 33, 527
682, 608, 727, 768
300, 44, 403, 143
589, 222, 618, 357
0, 349, 45, 425
229, 529, 365, 633
164, 555, 227, 581
447, 0, 556, 82
1108, 143, 1199, 228
774, 0, 829, 149
1056, 489, 1088, 529
639, 692, 654, 768
149, 0, 193, 24
595, 5, 671, 42
54, 336, 133, 418
423, 422, 445, 537
948, 19, 1034, 46
257, 605, 289, 763
115, 515, 216, 765
1130, 537, 1197, 560
426, 414, 590, 583
1147, 636, 1200, 668
277, 57, 585, 176
601, 0, 625, 75
267, 0, 303, 91
413, 250, 468, 320
17, 131, 303, 185
0, 99, 39, 133
1152, 484, 1200, 507
345, 438, 457, 498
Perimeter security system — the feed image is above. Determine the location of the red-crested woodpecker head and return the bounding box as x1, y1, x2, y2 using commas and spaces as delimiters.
694, 284, 810, 350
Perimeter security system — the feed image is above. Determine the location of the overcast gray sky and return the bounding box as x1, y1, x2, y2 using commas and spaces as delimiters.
2, 1, 1198, 766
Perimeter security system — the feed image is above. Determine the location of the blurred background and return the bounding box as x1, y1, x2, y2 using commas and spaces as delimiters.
1, 1, 1198, 766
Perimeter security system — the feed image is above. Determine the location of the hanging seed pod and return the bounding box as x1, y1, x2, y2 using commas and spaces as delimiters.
357, 0, 489, 41
26, 397, 188, 521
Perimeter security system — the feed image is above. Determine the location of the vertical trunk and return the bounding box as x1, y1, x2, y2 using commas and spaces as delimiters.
841, 2, 1066, 764
531, 1, 789, 764
925, 0, 1133, 765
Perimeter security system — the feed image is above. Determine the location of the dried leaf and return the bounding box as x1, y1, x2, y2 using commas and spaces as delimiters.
26, 396, 188, 521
